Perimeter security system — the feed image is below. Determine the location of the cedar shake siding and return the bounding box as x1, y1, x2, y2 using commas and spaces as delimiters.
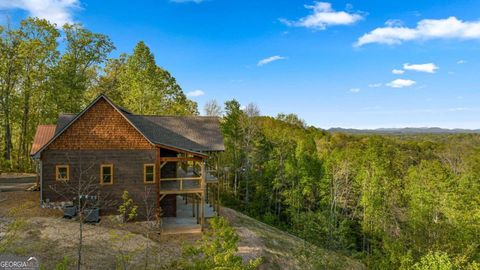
42, 149, 163, 219
48, 98, 153, 151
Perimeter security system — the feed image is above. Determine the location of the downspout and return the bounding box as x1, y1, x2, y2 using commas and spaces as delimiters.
39, 159, 43, 204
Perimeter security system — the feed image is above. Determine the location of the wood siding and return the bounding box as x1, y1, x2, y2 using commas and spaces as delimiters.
47, 98, 153, 151
41, 149, 166, 219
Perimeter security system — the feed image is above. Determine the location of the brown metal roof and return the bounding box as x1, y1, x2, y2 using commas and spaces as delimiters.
30, 125, 56, 155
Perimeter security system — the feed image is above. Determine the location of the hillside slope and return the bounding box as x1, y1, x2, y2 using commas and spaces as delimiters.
221, 207, 364, 270
0, 191, 363, 269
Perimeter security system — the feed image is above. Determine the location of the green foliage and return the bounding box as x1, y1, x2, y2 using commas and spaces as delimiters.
219, 101, 480, 269
412, 251, 453, 270
54, 256, 72, 270
91, 41, 198, 115
118, 190, 138, 223
172, 217, 262, 270
0, 18, 198, 172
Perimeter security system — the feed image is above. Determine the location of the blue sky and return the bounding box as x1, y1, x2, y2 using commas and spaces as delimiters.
2, 0, 480, 129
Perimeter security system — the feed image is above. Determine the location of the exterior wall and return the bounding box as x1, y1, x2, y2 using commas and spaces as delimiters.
48, 98, 153, 150
41, 149, 164, 220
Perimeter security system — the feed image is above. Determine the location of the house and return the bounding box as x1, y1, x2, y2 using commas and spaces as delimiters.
30, 94, 224, 232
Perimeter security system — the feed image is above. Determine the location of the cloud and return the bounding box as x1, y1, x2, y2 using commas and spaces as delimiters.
350, 88, 360, 93
0, 0, 80, 26
368, 83, 382, 88
403, 63, 438, 73
186, 90, 205, 97
392, 69, 405, 74
355, 16, 480, 46
386, 79, 416, 88
170, 0, 204, 3
257, 55, 286, 66
280, 2, 363, 30
457, 59, 466, 64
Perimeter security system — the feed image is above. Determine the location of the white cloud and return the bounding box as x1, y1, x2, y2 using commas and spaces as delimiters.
350, 88, 360, 93
392, 69, 405, 74
0, 0, 80, 26
186, 90, 205, 97
457, 59, 466, 64
385, 19, 403, 27
368, 83, 382, 88
280, 2, 363, 30
257, 55, 286, 66
170, 0, 204, 3
386, 79, 416, 88
355, 16, 480, 46
403, 63, 438, 73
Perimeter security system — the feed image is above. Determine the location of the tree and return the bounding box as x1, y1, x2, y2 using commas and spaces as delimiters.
16, 18, 59, 167
204, 99, 222, 116
0, 22, 22, 165
98, 41, 198, 115
52, 23, 114, 114
172, 217, 261, 270
49, 156, 115, 270
221, 100, 245, 196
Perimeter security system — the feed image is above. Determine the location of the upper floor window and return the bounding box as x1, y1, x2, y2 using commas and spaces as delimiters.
56, 165, 69, 181
100, 164, 113, 185
144, 164, 155, 183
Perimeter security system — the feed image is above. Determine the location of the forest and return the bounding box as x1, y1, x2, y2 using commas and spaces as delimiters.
1, 18, 479, 269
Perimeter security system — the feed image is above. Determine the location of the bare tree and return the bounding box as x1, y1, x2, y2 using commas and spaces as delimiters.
141, 186, 159, 269
204, 100, 223, 117
49, 155, 115, 270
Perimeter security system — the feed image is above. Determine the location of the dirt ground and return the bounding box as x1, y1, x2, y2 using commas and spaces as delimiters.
0, 191, 364, 269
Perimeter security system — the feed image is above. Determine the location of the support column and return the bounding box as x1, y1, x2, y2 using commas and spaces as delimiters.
155, 147, 161, 220
192, 194, 195, 217
201, 161, 206, 231
196, 195, 200, 224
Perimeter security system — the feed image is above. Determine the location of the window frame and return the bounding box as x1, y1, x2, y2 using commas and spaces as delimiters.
144, 164, 156, 184
100, 164, 114, 185
56, 165, 70, 181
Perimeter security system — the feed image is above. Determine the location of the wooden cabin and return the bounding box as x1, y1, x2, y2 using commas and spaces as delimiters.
30, 94, 224, 232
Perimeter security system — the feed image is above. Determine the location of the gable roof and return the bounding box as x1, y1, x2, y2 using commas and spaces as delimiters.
32, 94, 224, 157
30, 125, 56, 155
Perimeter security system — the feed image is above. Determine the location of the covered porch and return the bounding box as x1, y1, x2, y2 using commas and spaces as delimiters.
155, 147, 221, 234
162, 195, 217, 234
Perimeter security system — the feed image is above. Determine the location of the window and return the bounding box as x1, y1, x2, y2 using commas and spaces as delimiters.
144, 164, 156, 183
56, 165, 69, 181
100, 164, 113, 185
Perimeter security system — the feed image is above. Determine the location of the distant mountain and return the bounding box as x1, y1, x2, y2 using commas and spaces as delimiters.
328, 127, 480, 135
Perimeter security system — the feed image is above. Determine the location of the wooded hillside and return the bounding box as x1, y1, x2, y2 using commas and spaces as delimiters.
217, 103, 480, 269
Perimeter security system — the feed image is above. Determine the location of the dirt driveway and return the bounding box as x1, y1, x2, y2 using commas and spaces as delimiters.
0, 173, 36, 192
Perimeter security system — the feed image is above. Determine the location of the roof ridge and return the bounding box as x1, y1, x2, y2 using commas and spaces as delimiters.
138, 114, 220, 118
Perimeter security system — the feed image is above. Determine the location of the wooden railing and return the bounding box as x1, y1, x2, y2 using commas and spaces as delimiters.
160, 176, 202, 191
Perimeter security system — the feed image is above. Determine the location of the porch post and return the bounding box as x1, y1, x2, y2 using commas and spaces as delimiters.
201, 161, 206, 231
156, 147, 161, 219
192, 194, 195, 217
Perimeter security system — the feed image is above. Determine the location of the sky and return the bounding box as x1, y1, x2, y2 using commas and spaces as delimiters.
1, 0, 480, 129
